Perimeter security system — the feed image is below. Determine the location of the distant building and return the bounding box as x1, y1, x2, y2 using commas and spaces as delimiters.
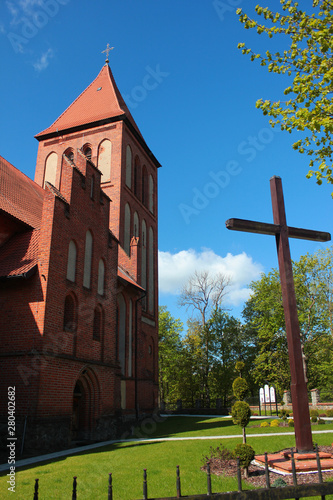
0, 60, 160, 452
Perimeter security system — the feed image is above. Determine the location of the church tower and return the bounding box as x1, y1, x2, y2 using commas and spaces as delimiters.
0, 54, 160, 452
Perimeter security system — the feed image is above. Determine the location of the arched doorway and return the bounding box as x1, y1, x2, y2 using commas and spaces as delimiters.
71, 368, 99, 442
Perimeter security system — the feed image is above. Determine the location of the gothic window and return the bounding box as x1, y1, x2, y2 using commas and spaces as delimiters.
117, 294, 126, 375
142, 166, 148, 206
126, 145, 132, 188
128, 299, 133, 377
44, 152, 58, 188
93, 305, 103, 340
83, 145, 92, 160
141, 219, 147, 310
98, 139, 112, 182
97, 259, 105, 295
134, 157, 140, 198
133, 212, 139, 238
63, 294, 77, 332
83, 230, 93, 288
90, 175, 95, 200
66, 240, 77, 282
124, 203, 131, 255
64, 148, 74, 164
148, 227, 154, 313
149, 174, 154, 214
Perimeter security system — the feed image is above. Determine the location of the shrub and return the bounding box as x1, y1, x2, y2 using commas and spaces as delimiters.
202, 444, 233, 465
232, 377, 248, 401
311, 416, 318, 423
279, 409, 290, 419
233, 443, 255, 469
273, 478, 287, 488
310, 409, 319, 417
231, 401, 251, 428
288, 419, 294, 427
318, 418, 326, 425
270, 419, 279, 427
327, 409, 333, 417
260, 421, 269, 427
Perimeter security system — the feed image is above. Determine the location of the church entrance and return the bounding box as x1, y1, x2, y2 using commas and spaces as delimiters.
71, 369, 99, 442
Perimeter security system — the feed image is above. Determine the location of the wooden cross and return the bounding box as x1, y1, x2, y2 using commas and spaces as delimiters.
102, 43, 114, 63
226, 176, 331, 452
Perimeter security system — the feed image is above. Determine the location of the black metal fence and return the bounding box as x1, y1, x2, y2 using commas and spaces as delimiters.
31, 447, 333, 500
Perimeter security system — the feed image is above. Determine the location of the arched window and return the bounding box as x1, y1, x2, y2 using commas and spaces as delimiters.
148, 227, 155, 313
93, 305, 103, 340
149, 174, 154, 213
97, 259, 105, 295
128, 299, 133, 377
44, 152, 58, 188
83, 145, 92, 160
134, 157, 140, 198
126, 145, 132, 188
66, 240, 77, 282
117, 294, 126, 375
63, 294, 77, 332
98, 139, 112, 182
141, 220, 147, 309
142, 166, 148, 206
64, 148, 74, 164
133, 212, 139, 238
83, 230, 93, 288
124, 203, 131, 255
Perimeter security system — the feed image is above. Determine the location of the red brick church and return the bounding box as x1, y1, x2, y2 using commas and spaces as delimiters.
0, 57, 160, 452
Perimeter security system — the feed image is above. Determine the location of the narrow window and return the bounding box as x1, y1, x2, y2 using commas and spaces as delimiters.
98, 139, 112, 182
133, 212, 139, 238
142, 166, 148, 206
90, 175, 95, 199
134, 158, 140, 198
126, 145, 132, 188
148, 227, 154, 313
66, 240, 77, 282
124, 203, 131, 255
44, 152, 58, 188
117, 294, 126, 375
149, 174, 154, 213
83, 146, 92, 160
65, 149, 74, 164
63, 294, 77, 332
97, 259, 105, 295
83, 230, 93, 288
141, 220, 147, 310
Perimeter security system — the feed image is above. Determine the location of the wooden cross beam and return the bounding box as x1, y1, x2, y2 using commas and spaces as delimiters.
226, 176, 331, 452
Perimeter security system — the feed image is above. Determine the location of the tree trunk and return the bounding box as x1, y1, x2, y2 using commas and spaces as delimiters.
242, 427, 246, 444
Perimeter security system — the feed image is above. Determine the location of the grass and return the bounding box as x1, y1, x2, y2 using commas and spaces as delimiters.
1, 417, 333, 499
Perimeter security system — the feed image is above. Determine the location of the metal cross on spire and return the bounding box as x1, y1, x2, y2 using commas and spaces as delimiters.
226, 176, 331, 452
102, 43, 114, 63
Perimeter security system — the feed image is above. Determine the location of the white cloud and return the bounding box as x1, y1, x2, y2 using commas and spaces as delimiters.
33, 48, 54, 72
158, 248, 263, 307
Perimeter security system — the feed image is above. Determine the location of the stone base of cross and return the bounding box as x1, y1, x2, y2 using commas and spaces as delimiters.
226, 176, 331, 452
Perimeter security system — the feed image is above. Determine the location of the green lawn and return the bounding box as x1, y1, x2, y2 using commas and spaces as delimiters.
1, 417, 333, 499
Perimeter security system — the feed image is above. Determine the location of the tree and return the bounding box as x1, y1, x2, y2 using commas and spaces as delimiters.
242, 247, 333, 398
158, 306, 184, 403
237, 1, 333, 191
178, 270, 230, 400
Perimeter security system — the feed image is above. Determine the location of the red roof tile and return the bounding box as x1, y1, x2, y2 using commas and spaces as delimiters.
0, 229, 39, 278
0, 156, 44, 229
36, 64, 143, 139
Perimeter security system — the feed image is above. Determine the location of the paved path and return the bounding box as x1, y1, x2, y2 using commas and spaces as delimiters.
1, 429, 333, 473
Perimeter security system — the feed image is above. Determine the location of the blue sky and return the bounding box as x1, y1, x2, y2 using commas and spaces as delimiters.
1, 0, 332, 329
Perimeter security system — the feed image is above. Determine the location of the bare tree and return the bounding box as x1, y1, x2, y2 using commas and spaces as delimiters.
178, 270, 230, 326
178, 270, 230, 401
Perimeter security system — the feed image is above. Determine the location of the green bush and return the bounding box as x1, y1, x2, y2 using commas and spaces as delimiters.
260, 421, 269, 427
273, 478, 287, 488
288, 419, 294, 427
327, 409, 333, 417
270, 419, 279, 427
279, 409, 290, 419
310, 409, 319, 417
318, 418, 326, 425
311, 416, 318, 423
231, 401, 251, 428
232, 377, 248, 401
202, 444, 233, 465
233, 443, 255, 468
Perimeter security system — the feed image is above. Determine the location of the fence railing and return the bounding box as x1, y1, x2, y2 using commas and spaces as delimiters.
31, 447, 333, 500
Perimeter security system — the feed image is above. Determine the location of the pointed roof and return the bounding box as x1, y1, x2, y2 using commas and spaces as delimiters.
35, 64, 143, 140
